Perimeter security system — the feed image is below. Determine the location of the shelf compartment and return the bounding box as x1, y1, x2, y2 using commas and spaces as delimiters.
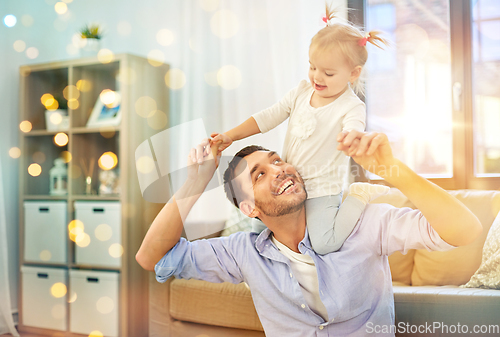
70, 132, 120, 196
24, 135, 68, 196
21, 67, 69, 131
71, 62, 120, 128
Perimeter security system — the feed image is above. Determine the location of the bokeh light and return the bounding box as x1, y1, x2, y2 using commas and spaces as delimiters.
116, 67, 136, 85
3, 15, 17, 28
97, 49, 114, 64
21, 15, 34, 27
50, 282, 67, 298
135, 96, 157, 118
204, 71, 219, 87
117, 21, 132, 36
13, 40, 26, 52
98, 152, 118, 170
147, 110, 168, 130
61, 151, 72, 163
51, 304, 65, 320
9, 147, 21, 159
46, 98, 59, 111
20, 121, 32, 133
41, 93, 54, 106
96, 296, 114, 314
89, 331, 103, 337
76, 79, 92, 92
68, 99, 79, 109
99, 126, 116, 138
156, 29, 175, 46
68, 164, 82, 179
72, 33, 87, 48
68, 220, 84, 242
68, 291, 77, 303
165, 68, 186, 90
75, 232, 90, 247
99, 89, 118, 106
200, 0, 220, 12
147, 50, 165, 67
136, 156, 155, 174
32, 151, 46, 164
63, 85, 80, 100
66, 44, 78, 56
210, 10, 239, 39
49, 112, 63, 125
28, 163, 42, 177
26, 47, 39, 60
54, 133, 69, 146
54, 2, 68, 14
95, 224, 112, 241
108, 243, 123, 258
217, 65, 242, 90
39, 250, 52, 261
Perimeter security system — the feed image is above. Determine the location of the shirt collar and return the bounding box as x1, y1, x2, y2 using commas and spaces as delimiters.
254, 227, 314, 255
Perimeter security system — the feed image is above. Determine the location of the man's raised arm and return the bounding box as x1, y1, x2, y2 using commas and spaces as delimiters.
135, 140, 218, 271
337, 130, 482, 247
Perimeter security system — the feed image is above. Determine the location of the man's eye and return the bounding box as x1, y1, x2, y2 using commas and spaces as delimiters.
256, 172, 264, 179
273, 159, 281, 164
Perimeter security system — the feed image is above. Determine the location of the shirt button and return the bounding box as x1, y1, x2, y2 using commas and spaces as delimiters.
319, 326, 324, 330
301, 304, 306, 309
331, 318, 335, 322
289, 273, 293, 278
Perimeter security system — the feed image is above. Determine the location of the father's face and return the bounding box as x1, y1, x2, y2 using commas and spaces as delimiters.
235, 151, 307, 217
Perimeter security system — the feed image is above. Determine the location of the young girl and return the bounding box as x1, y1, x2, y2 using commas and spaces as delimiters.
212, 9, 390, 254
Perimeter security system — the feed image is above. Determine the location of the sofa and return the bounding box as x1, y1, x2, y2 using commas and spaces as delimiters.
148, 189, 500, 337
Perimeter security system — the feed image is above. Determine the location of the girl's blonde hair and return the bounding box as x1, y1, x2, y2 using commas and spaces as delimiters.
310, 5, 389, 96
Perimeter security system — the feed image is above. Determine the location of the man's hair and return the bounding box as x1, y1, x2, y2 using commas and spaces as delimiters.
223, 145, 269, 208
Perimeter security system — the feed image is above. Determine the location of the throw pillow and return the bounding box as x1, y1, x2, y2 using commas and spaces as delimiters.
462, 210, 500, 289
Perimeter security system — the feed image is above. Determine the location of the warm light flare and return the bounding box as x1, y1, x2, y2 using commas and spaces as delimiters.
54, 133, 69, 147
20, 121, 32, 133
28, 163, 42, 177
50, 282, 67, 298
98, 152, 118, 170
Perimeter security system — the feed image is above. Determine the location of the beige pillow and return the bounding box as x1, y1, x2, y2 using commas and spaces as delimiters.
462, 211, 500, 289
388, 251, 415, 285
411, 190, 500, 286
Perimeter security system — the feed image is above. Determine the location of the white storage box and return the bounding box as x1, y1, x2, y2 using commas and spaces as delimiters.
21, 266, 68, 331
24, 201, 67, 264
74, 201, 121, 268
69, 270, 119, 336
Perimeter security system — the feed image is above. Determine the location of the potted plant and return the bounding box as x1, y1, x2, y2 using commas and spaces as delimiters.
44, 94, 69, 131
79, 23, 103, 56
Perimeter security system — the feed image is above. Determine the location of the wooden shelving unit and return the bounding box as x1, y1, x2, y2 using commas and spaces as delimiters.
18, 54, 169, 337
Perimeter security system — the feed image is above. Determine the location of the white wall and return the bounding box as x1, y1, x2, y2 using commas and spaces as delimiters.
1, 0, 344, 313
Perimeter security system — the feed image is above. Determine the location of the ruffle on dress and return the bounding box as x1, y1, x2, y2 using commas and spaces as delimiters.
289, 109, 317, 140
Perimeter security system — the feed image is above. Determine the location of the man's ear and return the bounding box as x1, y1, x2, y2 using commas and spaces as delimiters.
239, 201, 260, 218
350, 66, 362, 83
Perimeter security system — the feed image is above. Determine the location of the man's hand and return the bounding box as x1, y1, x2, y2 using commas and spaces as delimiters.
210, 132, 233, 154
187, 138, 219, 187
337, 130, 396, 179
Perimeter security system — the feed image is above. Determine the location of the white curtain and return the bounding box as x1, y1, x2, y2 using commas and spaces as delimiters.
0, 156, 19, 336
164, 0, 348, 227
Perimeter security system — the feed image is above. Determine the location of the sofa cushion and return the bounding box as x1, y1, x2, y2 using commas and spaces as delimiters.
170, 278, 263, 332
411, 190, 500, 286
463, 210, 500, 289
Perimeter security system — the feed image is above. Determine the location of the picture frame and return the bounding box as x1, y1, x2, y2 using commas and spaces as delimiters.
86, 91, 122, 127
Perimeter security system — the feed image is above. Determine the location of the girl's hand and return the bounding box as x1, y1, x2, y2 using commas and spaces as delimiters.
210, 132, 233, 154
337, 130, 396, 178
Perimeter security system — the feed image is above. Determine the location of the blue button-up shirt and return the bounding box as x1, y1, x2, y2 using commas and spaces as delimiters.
155, 204, 454, 336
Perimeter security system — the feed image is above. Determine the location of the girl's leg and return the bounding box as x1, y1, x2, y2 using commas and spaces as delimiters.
307, 183, 390, 255
306, 194, 362, 255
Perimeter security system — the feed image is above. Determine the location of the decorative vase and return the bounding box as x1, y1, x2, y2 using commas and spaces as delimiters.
80, 38, 101, 57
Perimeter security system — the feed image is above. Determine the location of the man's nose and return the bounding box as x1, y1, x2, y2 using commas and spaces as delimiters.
271, 164, 285, 177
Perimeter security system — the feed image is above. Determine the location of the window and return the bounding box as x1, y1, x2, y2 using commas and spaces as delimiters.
351, 0, 500, 189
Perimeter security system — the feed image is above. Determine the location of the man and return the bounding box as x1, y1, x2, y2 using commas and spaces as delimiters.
136, 130, 482, 336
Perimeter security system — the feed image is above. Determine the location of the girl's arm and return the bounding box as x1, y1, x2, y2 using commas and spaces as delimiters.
211, 117, 261, 154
